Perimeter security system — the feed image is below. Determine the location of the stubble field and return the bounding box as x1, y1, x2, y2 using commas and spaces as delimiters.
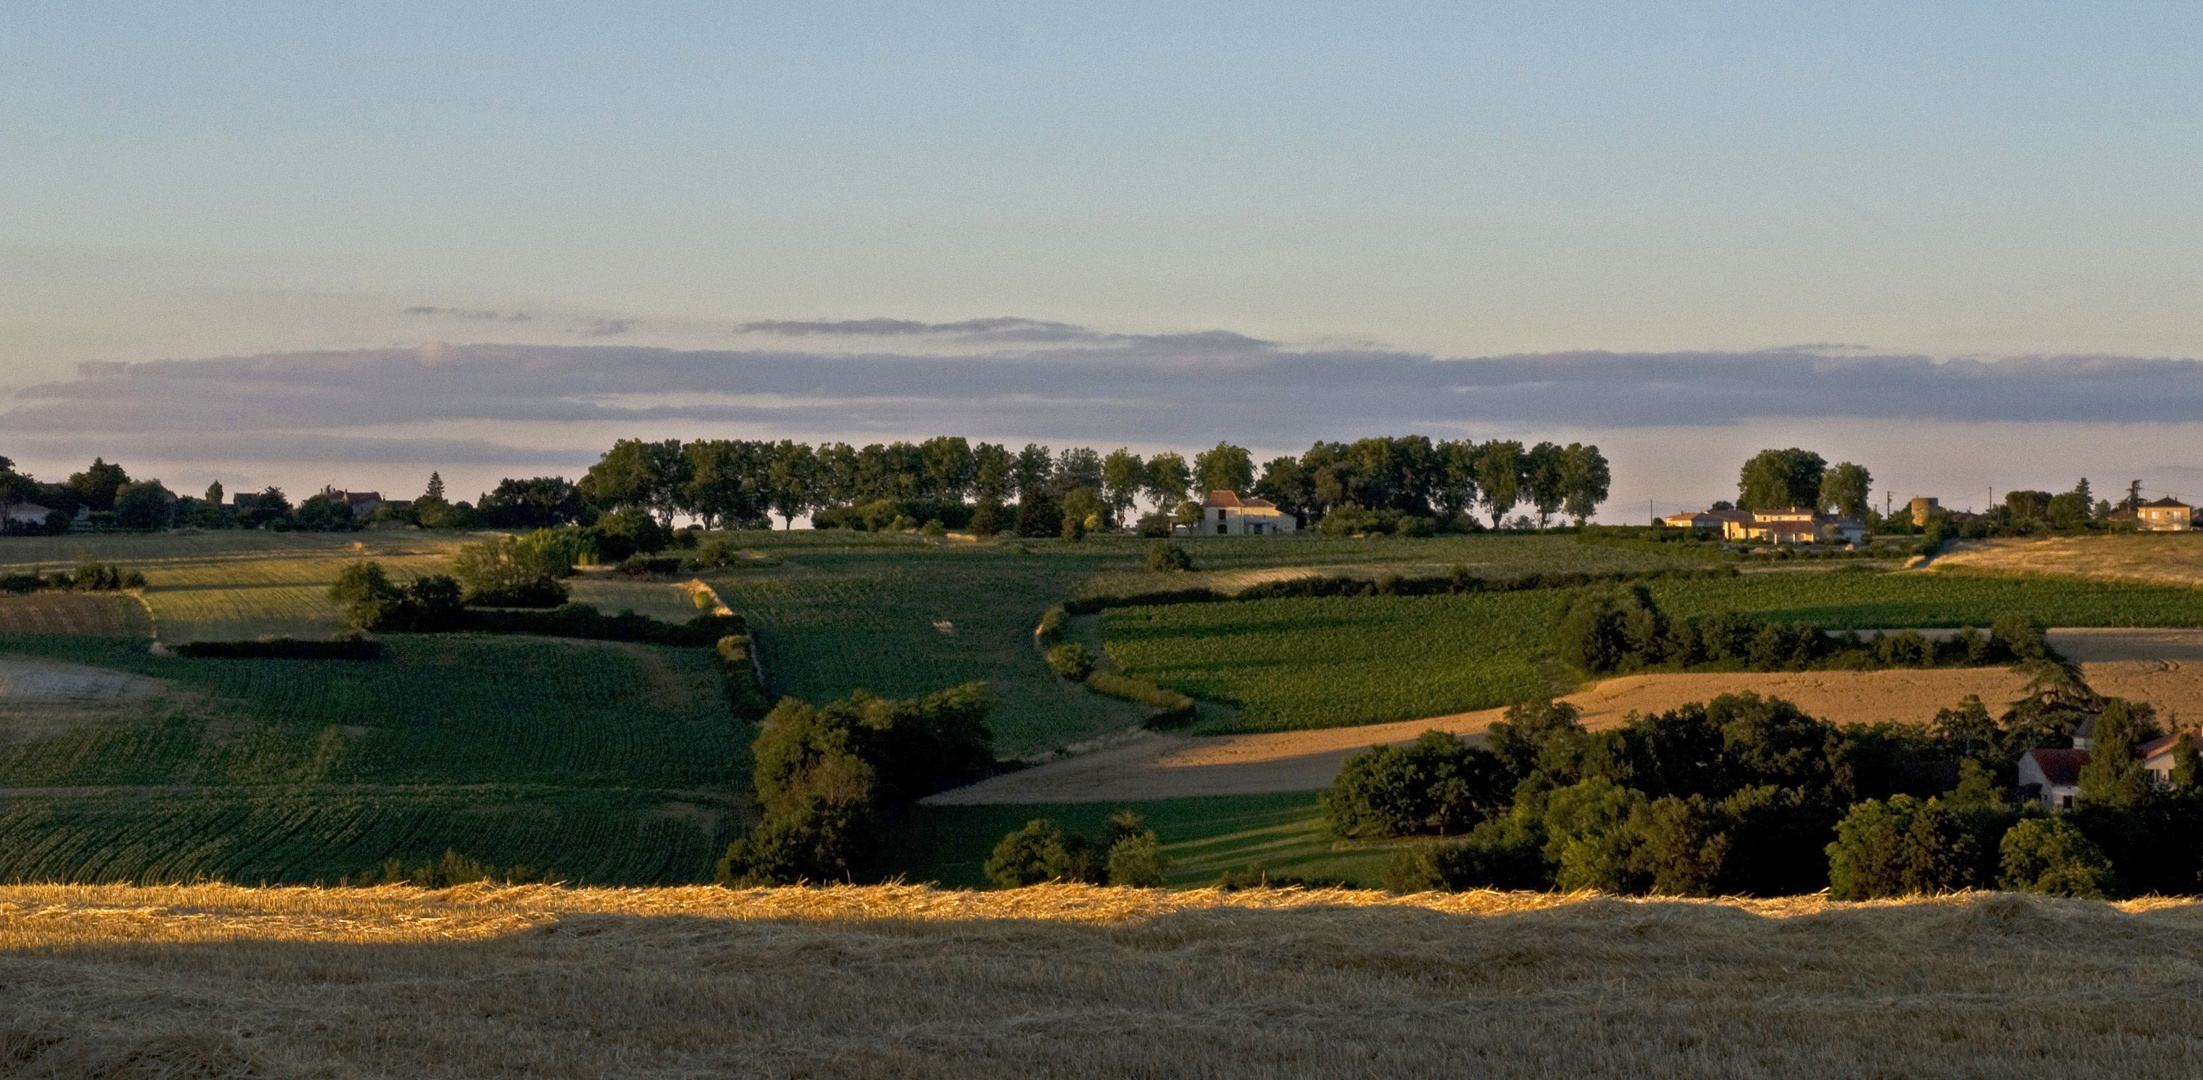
3, 882, 2200, 1079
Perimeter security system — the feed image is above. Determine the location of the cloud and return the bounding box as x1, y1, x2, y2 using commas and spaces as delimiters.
9, 324, 2203, 460
578, 319, 635, 337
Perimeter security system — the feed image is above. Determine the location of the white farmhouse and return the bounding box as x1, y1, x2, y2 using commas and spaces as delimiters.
2016, 748, 2088, 811
1197, 490, 1297, 535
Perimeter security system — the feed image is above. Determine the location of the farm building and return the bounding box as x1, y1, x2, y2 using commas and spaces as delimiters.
1691, 508, 1867, 545
1194, 491, 1297, 535
1662, 509, 1752, 532
1909, 497, 1939, 527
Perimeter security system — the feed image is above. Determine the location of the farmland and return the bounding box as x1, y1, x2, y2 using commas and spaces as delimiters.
0, 633, 749, 884
1104, 568, 2203, 732
5, 882, 2202, 1078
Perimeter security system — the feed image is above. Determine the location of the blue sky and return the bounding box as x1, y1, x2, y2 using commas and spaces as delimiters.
4, 3, 2202, 514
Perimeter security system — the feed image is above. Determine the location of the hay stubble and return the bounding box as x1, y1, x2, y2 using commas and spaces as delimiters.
3, 883, 2200, 1078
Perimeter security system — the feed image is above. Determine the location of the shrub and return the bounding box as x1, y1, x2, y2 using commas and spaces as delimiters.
1082, 672, 1198, 727
1998, 817, 2115, 898
615, 554, 685, 578
1045, 642, 1096, 681
1135, 511, 1175, 538
463, 578, 571, 608
716, 633, 772, 720
1145, 542, 1194, 573
451, 536, 572, 606
1384, 815, 1550, 893
350, 850, 542, 888
1034, 604, 1068, 643
985, 818, 1097, 887
1105, 831, 1168, 887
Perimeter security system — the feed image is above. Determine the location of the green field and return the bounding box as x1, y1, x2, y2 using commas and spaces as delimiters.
0, 632, 750, 884
1105, 568, 2203, 732
898, 791, 1397, 889
705, 531, 1720, 755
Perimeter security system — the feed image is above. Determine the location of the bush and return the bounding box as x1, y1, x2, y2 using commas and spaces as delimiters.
1082, 671, 1198, 727
716, 633, 772, 720
460, 604, 742, 646
1135, 511, 1175, 538
1998, 816, 2115, 898
1384, 816, 1550, 892
1034, 604, 1068, 643
1045, 642, 1096, 681
450, 536, 572, 605
985, 819, 1097, 887
349, 849, 542, 887
1145, 542, 1194, 573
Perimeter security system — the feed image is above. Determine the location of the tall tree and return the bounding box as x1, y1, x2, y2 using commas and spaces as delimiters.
1012, 444, 1054, 500
1433, 440, 1481, 521
918, 436, 976, 504
1559, 443, 1612, 526
1818, 462, 1873, 521
1475, 440, 1525, 528
1193, 442, 1254, 495
1143, 452, 1191, 511
1100, 449, 1145, 523
813, 443, 861, 506
1253, 456, 1312, 517
1524, 441, 1567, 527
1053, 447, 1103, 498
2078, 698, 2157, 811
1737, 448, 1827, 512
66, 458, 131, 512
203, 480, 224, 505
581, 438, 691, 526
971, 443, 1015, 505
767, 441, 817, 529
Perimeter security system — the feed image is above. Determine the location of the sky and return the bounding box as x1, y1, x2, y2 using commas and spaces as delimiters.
4, 3, 2202, 518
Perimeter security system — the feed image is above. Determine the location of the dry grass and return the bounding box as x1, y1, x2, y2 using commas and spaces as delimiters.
1936, 533, 2203, 587
4, 883, 2202, 1078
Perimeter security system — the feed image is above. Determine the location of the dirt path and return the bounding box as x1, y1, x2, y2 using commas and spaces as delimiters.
925, 628, 2203, 805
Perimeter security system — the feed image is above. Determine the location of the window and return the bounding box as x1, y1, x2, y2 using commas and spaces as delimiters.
2060, 794, 2074, 810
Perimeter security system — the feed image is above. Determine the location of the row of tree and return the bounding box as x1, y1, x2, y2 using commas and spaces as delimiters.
575, 435, 1614, 533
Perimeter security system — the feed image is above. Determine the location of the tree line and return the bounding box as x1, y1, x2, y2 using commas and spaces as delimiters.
572, 434, 1612, 537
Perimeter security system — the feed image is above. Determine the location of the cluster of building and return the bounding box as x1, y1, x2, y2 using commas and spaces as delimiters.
2017, 723, 2198, 811
1660, 507, 1867, 545
1, 485, 403, 532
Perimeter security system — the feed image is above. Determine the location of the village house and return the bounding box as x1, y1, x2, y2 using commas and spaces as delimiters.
1661, 509, 1752, 532
323, 488, 384, 517
1193, 490, 1297, 535
2016, 748, 2088, 811
2, 502, 54, 530
2133, 497, 2194, 532
2015, 732, 2198, 811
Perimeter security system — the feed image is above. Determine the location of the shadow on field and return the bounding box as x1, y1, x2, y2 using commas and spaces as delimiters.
5, 891, 2203, 1078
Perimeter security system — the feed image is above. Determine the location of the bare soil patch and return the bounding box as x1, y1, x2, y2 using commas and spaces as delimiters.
0, 883, 2198, 1078
933, 628, 2203, 804
0, 655, 182, 741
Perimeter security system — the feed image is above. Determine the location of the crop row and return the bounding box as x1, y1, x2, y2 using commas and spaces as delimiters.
0, 788, 736, 884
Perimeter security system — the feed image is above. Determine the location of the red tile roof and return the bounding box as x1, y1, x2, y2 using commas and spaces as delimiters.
1202, 490, 1244, 508
2140, 497, 2192, 509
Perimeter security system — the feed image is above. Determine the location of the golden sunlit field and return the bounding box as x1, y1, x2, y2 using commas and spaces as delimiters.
4, 883, 2201, 1078
1936, 532, 2203, 587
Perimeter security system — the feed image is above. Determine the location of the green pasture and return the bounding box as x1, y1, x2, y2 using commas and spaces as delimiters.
1105, 569, 2203, 733
897, 791, 1397, 889
0, 632, 750, 884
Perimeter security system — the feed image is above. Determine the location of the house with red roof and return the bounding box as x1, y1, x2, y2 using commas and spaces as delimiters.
1194, 490, 1297, 536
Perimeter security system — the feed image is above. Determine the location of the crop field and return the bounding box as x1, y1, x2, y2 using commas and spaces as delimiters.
6, 883, 2202, 1078
701, 532, 1154, 755
1105, 568, 2203, 732
1076, 531, 1719, 599
900, 791, 1394, 889
0, 593, 150, 637
0, 633, 749, 883
1935, 532, 2203, 588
